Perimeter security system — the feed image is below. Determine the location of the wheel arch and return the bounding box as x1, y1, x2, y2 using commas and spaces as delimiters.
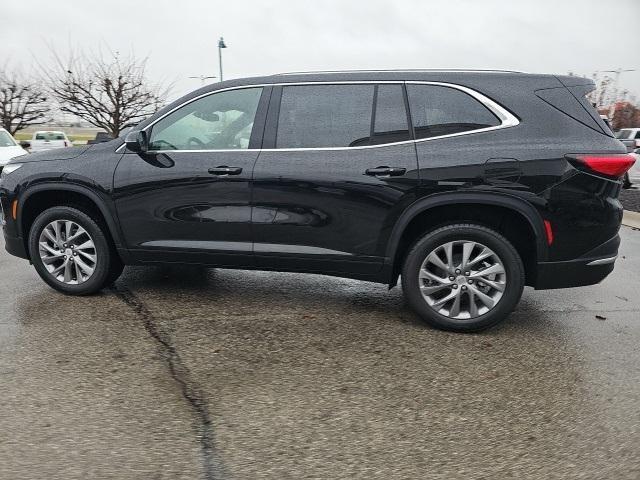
384, 192, 549, 286
18, 183, 126, 261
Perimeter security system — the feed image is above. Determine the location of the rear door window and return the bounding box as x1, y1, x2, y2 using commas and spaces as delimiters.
370, 84, 411, 145
276, 84, 374, 148
275, 83, 410, 148
407, 84, 500, 139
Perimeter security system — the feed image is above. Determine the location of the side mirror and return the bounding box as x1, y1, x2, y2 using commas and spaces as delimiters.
125, 130, 148, 153
19, 141, 31, 149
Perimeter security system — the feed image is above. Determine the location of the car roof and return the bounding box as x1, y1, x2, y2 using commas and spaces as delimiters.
179, 69, 592, 99
34, 130, 65, 134
137, 69, 595, 131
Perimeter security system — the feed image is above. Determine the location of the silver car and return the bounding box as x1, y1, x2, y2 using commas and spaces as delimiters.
628, 149, 640, 187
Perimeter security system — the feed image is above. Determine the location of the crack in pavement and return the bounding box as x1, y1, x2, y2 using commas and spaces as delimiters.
112, 285, 224, 480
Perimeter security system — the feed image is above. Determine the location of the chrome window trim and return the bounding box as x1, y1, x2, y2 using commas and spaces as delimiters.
126, 80, 519, 154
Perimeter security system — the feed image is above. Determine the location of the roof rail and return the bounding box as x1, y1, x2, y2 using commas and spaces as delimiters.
274, 69, 525, 76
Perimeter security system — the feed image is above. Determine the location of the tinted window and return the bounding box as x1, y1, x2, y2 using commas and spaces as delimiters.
371, 84, 411, 145
407, 85, 500, 139
615, 130, 631, 139
276, 84, 374, 148
149, 87, 262, 150
35, 132, 65, 141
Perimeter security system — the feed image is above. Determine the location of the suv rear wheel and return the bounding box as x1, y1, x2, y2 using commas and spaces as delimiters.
28, 206, 123, 295
401, 224, 525, 332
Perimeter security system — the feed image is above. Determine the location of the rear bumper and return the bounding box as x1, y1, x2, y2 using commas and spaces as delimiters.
534, 234, 619, 289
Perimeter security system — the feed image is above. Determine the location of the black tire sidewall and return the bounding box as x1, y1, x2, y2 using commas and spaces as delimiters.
28, 207, 113, 295
401, 224, 525, 332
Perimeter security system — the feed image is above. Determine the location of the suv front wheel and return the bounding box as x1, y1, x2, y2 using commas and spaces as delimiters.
402, 224, 525, 332
28, 206, 123, 295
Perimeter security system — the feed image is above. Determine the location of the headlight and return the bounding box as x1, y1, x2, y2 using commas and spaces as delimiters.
1, 163, 23, 176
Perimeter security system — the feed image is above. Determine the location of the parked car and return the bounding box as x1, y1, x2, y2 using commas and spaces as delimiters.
0, 128, 28, 171
616, 128, 640, 152
0, 70, 635, 332
87, 131, 114, 144
29, 131, 73, 153
627, 149, 640, 187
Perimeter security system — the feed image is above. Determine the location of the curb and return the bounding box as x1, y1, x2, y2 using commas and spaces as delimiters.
622, 210, 640, 229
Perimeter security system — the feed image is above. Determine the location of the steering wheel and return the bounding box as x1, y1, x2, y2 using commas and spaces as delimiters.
187, 137, 205, 147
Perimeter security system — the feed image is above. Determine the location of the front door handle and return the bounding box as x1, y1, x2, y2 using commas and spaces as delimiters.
208, 166, 243, 175
365, 166, 407, 177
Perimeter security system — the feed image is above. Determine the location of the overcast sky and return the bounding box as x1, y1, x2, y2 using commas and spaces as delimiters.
1, 0, 639, 102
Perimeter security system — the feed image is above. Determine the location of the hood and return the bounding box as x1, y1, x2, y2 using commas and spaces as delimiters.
0, 146, 29, 165
16, 145, 93, 164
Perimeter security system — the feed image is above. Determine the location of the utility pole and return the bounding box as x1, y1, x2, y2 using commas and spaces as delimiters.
188, 75, 217, 86
602, 68, 636, 102
218, 37, 227, 82
599, 68, 636, 117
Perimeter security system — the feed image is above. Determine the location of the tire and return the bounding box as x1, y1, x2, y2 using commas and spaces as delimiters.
623, 173, 632, 189
401, 224, 525, 332
28, 206, 123, 295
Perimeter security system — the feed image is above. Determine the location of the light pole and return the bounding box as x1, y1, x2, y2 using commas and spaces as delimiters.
218, 37, 227, 82
599, 68, 636, 119
188, 75, 217, 86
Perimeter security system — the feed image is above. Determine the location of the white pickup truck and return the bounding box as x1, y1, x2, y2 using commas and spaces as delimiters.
28, 131, 73, 153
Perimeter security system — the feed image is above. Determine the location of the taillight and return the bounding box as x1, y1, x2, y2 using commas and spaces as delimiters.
568, 154, 636, 178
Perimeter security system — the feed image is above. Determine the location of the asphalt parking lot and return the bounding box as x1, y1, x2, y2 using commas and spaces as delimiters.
1, 227, 639, 480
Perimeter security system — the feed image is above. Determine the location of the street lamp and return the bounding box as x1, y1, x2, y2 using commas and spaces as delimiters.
218, 37, 227, 82
598, 68, 637, 118
188, 75, 217, 86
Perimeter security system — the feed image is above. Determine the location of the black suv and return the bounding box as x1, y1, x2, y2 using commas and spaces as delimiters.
1, 70, 634, 331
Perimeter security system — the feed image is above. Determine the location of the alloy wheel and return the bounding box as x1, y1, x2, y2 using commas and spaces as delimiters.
418, 240, 506, 320
38, 220, 97, 285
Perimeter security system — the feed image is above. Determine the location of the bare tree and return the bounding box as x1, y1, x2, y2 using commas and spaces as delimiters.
585, 73, 615, 109
43, 49, 168, 137
0, 67, 49, 135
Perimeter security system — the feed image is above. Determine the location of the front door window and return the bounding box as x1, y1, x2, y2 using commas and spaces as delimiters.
148, 87, 263, 151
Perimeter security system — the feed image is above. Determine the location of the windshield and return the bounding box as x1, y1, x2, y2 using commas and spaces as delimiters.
0, 130, 17, 147
616, 129, 632, 139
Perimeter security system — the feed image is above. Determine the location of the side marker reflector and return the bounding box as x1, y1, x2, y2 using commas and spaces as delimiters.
11, 200, 18, 220
543, 220, 553, 246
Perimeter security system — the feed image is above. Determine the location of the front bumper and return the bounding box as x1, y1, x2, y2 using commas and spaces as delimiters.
534, 234, 619, 289
3, 231, 29, 259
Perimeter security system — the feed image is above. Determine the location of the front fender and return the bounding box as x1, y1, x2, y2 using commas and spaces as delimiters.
17, 181, 126, 252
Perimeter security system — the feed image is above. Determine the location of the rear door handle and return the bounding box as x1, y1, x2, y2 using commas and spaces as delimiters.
365, 166, 407, 177
208, 166, 243, 175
